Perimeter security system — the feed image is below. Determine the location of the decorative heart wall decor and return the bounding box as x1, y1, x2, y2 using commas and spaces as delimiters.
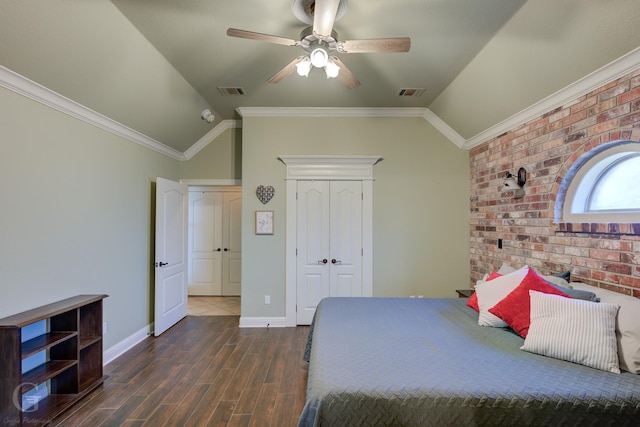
256, 185, 275, 204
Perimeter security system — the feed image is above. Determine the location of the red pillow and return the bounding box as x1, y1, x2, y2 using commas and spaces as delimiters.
466, 271, 502, 312
488, 269, 571, 337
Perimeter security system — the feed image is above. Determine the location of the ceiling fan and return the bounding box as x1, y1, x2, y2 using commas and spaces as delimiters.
226, 0, 411, 89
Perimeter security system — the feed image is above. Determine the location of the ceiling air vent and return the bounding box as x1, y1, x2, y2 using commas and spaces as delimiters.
398, 88, 425, 97
218, 87, 246, 96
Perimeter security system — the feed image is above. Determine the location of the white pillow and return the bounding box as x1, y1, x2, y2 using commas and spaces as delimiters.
571, 283, 640, 374
497, 262, 517, 275
497, 262, 572, 288
475, 266, 528, 327
522, 291, 620, 374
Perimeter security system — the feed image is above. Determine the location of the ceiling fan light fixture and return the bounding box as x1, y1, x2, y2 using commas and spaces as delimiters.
296, 56, 312, 77
324, 58, 340, 79
310, 47, 329, 68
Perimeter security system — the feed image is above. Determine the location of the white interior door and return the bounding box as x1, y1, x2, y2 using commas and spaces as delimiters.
297, 181, 331, 324
188, 191, 223, 295
296, 181, 362, 324
329, 181, 362, 297
155, 177, 188, 336
222, 191, 242, 296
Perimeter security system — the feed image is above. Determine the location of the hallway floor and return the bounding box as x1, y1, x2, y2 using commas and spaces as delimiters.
187, 296, 241, 316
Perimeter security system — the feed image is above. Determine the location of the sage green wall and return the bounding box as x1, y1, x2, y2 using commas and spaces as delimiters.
0, 86, 178, 349
179, 128, 242, 180
241, 116, 470, 318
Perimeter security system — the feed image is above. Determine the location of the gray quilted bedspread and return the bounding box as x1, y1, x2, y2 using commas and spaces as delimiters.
299, 297, 640, 426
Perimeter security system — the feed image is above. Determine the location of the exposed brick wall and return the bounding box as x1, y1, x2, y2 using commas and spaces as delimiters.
469, 69, 640, 297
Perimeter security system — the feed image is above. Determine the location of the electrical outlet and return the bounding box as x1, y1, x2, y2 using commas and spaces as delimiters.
103, 322, 107, 335
265, 295, 271, 305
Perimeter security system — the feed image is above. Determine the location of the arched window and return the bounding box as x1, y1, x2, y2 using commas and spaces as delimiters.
561, 141, 640, 223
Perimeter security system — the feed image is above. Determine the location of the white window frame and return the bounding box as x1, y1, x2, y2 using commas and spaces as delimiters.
563, 141, 640, 223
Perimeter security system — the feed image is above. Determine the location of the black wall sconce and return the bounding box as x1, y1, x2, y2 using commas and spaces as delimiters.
504, 167, 527, 198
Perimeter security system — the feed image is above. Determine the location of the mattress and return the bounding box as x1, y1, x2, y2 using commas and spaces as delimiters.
299, 297, 640, 426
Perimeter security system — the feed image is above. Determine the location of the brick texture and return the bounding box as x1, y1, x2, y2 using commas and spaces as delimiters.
469, 69, 640, 298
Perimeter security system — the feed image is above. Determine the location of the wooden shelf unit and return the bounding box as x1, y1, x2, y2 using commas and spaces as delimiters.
0, 294, 108, 426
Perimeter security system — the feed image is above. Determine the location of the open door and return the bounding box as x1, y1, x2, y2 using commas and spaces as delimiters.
154, 177, 188, 336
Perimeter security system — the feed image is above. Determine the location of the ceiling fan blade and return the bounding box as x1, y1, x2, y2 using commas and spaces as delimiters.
267, 56, 305, 84
313, 0, 341, 37
339, 37, 411, 53
227, 28, 298, 47
331, 57, 361, 89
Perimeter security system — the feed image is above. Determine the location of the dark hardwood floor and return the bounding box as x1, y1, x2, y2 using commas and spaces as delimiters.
52, 316, 310, 427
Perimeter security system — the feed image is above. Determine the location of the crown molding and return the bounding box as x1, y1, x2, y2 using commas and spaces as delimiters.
0, 65, 186, 160
236, 106, 427, 118
182, 119, 243, 161
180, 179, 242, 186
462, 47, 640, 149
422, 109, 466, 148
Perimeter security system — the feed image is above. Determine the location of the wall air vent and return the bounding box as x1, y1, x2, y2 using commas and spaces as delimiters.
218, 87, 246, 96
398, 88, 425, 97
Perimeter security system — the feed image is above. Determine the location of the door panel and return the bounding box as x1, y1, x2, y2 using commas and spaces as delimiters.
330, 181, 362, 298
335, 274, 357, 297
304, 274, 324, 307
155, 177, 188, 336
188, 191, 222, 295
222, 191, 242, 296
297, 182, 330, 324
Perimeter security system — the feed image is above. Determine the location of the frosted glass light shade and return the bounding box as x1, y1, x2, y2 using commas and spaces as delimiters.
296, 57, 312, 77
310, 48, 329, 68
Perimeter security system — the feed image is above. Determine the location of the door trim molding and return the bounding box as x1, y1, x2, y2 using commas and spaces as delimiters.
279, 155, 382, 326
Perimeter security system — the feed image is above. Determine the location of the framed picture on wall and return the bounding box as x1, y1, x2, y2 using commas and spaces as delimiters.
255, 210, 274, 235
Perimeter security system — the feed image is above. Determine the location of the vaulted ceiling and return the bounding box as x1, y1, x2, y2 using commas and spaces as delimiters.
1, 1, 639, 155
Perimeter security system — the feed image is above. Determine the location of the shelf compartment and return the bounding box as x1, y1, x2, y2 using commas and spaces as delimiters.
22, 332, 77, 359
21, 360, 77, 393
22, 378, 103, 425
79, 301, 102, 337
79, 339, 103, 391
79, 336, 101, 350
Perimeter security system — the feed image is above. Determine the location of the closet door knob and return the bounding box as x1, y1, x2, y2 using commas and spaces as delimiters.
216, 248, 221, 252
224, 248, 229, 251
317, 259, 328, 264
331, 259, 342, 264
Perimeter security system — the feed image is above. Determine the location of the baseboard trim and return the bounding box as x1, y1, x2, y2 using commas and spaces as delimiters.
239, 316, 287, 328
103, 323, 152, 365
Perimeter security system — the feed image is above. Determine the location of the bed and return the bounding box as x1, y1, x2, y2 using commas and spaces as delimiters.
299, 297, 640, 426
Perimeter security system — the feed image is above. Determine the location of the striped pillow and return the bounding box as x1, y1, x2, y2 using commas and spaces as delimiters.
521, 290, 620, 373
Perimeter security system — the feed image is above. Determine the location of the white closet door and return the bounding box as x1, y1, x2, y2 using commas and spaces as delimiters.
297, 181, 331, 324
329, 181, 362, 297
296, 181, 363, 325
222, 191, 242, 296
188, 191, 223, 295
